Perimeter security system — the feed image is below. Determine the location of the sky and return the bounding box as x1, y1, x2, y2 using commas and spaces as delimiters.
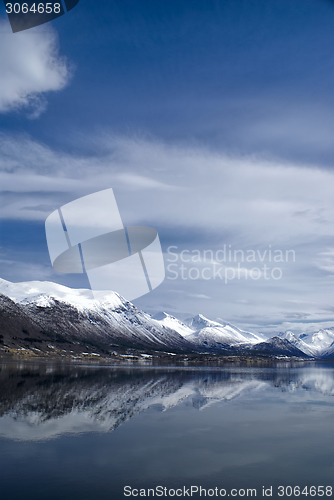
1, 0, 334, 334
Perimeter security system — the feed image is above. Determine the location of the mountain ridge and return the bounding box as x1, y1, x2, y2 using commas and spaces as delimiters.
0, 278, 331, 360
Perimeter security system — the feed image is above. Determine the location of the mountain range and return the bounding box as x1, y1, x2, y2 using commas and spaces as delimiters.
0, 278, 334, 360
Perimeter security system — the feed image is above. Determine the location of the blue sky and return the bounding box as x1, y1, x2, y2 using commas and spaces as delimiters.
1, 0, 334, 333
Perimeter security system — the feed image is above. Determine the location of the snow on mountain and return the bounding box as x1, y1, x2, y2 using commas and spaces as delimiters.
0, 278, 194, 354
151, 312, 265, 352
0, 277, 121, 310
151, 312, 194, 337
249, 336, 308, 358
1, 277, 333, 358
303, 328, 334, 357
275, 331, 315, 357
277, 329, 334, 357
322, 341, 334, 358
1, 277, 269, 356
182, 314, 264, 350
186, 314, 225, 330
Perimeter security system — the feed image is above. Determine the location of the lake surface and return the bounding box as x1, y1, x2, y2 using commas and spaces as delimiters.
0, 361, 333, 500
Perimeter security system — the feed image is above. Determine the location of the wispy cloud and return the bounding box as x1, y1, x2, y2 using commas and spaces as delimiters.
115, 173, 181, 191
1, 133, 334, 247
0, 20, 70, 116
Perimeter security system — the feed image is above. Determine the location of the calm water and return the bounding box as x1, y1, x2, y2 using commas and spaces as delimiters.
0, 362, 334, 500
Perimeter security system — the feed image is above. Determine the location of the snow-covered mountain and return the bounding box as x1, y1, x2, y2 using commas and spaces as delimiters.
0, 277, 332, 359
248, 336, 307, 358
1, 278, 268, 357
277, 329, 334, 358
184, 314, 265, 350
152, 312, 266, 351
0, 278, 195, 356
152, 311, 194, 337
0, 277, 99, 308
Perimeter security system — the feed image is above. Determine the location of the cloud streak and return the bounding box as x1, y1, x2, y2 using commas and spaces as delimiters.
1, 134, 334, 246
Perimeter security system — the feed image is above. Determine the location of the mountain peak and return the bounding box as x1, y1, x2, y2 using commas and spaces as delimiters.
0, 277, 126, 311
152, 311, 194, 338
187, 314, 222, 329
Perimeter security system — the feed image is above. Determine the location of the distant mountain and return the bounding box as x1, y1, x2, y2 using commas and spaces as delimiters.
248, 337, 308, 358
277, 329, 334, 358
321, 347, 334, 359
0, 278, 328, 360
186, 314, 227, 330
152, 311, 194, 338
185, 314, 265, 351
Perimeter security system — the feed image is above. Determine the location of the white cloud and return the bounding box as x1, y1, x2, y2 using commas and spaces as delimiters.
0, 19, 70, 115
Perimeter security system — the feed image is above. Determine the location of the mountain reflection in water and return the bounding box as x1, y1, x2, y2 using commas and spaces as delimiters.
0, 361, 333, 441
